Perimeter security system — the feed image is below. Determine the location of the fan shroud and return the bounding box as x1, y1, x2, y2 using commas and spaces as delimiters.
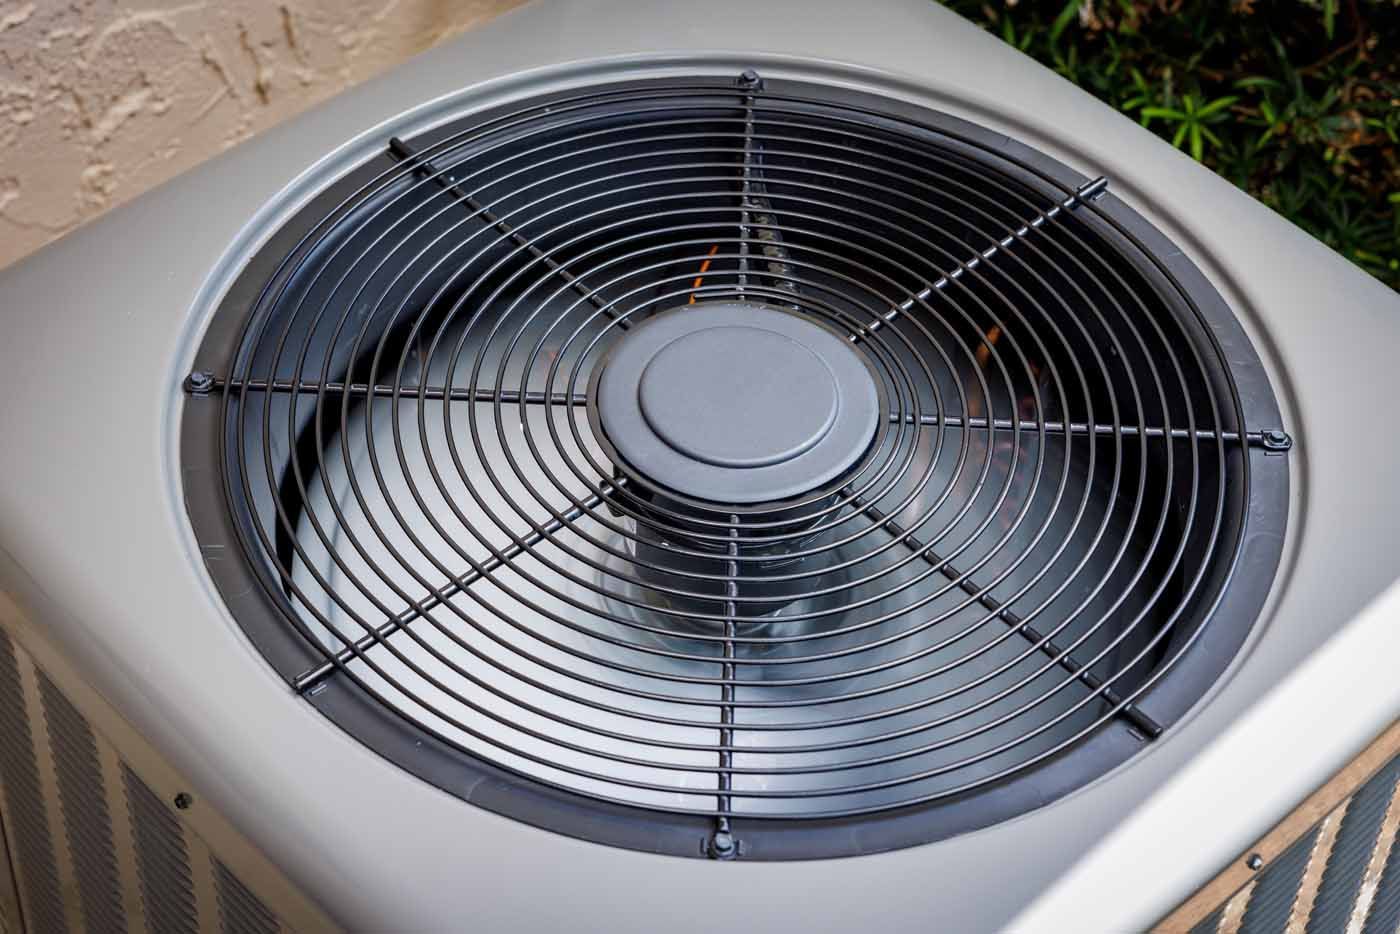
180, 74, 1288, 860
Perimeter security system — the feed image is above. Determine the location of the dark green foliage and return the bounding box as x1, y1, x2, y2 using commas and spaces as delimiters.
938, 0, 1400, 290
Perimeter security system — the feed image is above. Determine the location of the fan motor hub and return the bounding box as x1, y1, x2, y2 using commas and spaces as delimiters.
596, 303, 880, 506
638, 325, 839, 468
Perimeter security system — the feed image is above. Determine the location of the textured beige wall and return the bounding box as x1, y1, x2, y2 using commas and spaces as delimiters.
0, 0, 524, 269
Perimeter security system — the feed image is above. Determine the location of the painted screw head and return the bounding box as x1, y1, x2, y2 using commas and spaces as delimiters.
709, 830, 737, 859
185, 370, 215, 394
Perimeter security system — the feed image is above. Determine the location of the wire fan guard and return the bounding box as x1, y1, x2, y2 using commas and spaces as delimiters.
182, 74, 1288, 859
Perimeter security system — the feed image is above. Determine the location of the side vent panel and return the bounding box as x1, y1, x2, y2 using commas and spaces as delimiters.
215, 859, 281, 934
0, 627, 305, 932
39, 674, 126, 932
0, 631, 65, 933
122, 765, 198, 934
0, 815, 16, 934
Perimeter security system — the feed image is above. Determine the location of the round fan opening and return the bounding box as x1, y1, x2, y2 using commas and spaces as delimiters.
182, 74, 1288, 859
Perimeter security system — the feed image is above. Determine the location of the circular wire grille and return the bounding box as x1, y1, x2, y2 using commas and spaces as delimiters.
184, 74, 1286, 858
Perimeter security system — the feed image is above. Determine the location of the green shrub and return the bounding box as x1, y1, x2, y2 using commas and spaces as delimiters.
938, 0, 1400, 291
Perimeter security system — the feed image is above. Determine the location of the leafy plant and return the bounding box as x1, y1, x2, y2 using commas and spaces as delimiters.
938, 0, 1400, 291
1140, 93, 1240, 160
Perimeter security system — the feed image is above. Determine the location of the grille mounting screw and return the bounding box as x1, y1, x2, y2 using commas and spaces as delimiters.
1260, 429, 1292, 452
1246, 853, 1263, 870
184, 370, 215, 395
738, 69, 762, 90
708, 830, 738, 860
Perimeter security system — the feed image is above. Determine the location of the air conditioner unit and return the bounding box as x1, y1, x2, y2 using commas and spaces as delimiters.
1, 0, 1398, 930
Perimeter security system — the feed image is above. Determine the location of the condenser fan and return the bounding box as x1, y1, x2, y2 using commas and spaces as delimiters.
182, 74, 1285, 860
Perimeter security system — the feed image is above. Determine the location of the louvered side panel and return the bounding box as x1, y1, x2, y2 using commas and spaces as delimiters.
0, 615, 331, 933
38, 673, 126, 933
214, 859, 281, 934
122, 766, 199, 934
1183, 752, 1400, 933
0, 630, 66, 933
0, 802, 22, 934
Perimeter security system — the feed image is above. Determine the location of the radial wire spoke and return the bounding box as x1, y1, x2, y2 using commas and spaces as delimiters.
850, 176, 1109, 344
845, 490, 1164, 738
210, 375, 588, 406
294, 487, 614, 691
387, 135, 629, 329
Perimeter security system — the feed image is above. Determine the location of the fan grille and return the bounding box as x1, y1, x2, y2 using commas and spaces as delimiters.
182, 74, 1289, 859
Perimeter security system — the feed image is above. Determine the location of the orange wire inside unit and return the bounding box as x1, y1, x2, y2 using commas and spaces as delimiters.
975, 324, 1002, 369
688, 244, 721, 304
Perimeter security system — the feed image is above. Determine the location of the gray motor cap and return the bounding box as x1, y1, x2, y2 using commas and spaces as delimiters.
595, 303, 881, 504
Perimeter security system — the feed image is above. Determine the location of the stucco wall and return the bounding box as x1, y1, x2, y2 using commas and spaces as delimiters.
0, 0, 523, 270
